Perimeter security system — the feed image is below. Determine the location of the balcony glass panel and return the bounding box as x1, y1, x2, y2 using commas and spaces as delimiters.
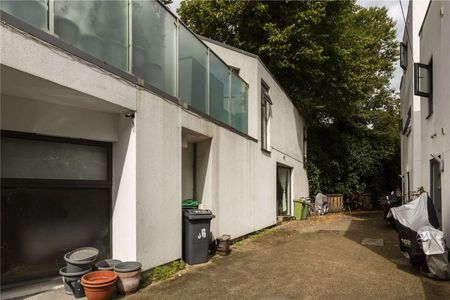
179, 26, 208, 113
209, 54, 230, 124
231, 73, 248, 133
1, 0, 48, 30
133, 0, 176, 96
54, 0, 128, 71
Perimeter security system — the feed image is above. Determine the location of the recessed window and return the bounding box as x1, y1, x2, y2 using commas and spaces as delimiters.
261, 80, 272, 151
414, 61, 432, 97
400, 42, 408, 70
303, 127, 307, 166
403, 107, 412, 136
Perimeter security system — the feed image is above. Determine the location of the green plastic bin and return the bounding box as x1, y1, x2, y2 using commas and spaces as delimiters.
294, 200, 304, 220
301, 202, 310, 220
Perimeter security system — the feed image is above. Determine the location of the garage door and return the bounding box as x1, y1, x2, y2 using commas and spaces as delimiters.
1, 131, 112, 286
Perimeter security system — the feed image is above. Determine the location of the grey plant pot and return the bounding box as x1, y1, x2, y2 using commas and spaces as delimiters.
59, 266, 92, 298
95, 259, 122, 271
64, 247, 98, 273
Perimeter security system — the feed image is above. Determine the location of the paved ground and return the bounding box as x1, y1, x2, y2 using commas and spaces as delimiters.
129, 212, 450, 300
17, 211, 450, 300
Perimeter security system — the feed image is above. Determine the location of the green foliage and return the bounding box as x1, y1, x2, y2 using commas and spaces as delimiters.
179, 0, 400, 197
152, 260, 186, 281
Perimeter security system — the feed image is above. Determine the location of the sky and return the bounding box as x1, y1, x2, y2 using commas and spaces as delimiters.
167, 0, 409, 91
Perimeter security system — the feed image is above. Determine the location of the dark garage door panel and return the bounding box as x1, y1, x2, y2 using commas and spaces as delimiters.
1, 187, 111, 285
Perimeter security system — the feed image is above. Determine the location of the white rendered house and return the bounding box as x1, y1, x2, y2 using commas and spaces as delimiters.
400, 0, 450, 240
0, 0, 308, 293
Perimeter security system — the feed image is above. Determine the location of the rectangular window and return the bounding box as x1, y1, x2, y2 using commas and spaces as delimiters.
303, 127, 307, 166
261, 81, 272, 151
414, 60, 432, 98
400, 42, 408, 70
403, 107, 412, 136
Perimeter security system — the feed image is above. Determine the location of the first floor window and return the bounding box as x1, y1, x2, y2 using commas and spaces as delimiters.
261, 81, 272, 151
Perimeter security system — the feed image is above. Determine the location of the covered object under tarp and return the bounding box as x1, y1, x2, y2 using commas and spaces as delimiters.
387, 193, 441, 267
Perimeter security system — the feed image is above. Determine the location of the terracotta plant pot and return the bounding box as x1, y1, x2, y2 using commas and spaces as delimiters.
114, 261, 142, 295
81, 271, 117, 300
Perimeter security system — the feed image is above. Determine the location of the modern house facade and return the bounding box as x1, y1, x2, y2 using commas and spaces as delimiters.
399, 0, 429, 202
400, 0, 450, 241
0, 0, 308, 292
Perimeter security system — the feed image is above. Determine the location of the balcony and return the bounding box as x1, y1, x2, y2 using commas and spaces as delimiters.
0, 0, 248, 134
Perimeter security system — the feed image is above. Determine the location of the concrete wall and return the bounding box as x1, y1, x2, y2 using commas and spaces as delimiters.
419, 0, 450, 240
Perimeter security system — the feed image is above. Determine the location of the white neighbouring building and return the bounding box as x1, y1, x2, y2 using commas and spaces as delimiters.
0, 0, 308, 294
400, 0, 450, 240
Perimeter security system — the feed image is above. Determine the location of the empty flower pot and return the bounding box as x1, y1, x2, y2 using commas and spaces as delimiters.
81, 271, 117, 300
64, 247, 98, 273
95, 259, 122, 271
55, 16, 80, 45
114, 261, 142, 295
78, 34, 105, 61
105, 40, 127, 71
59, 266, 92, 298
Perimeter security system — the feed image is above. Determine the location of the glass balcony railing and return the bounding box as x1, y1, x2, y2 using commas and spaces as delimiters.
0, 0, 249, 134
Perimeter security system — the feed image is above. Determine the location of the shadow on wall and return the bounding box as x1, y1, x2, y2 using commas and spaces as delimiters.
343, 212, 450, 300
112, 115, 134, 210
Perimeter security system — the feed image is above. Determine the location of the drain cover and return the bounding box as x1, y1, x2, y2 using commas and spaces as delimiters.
361, 238, 384, 246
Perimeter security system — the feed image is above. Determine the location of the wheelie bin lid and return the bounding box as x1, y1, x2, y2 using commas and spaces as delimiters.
183, 209, 215, 220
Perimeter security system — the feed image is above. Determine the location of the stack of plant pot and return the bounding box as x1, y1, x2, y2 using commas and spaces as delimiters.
217, 235, 231, 256
60, 247, 98, 298
81, 270, 118, 300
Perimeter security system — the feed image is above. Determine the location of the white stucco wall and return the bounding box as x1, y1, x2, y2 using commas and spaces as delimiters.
1, 21, 309, 274
135, 91, 182, 269
400, 0, 430, 199
419, 0, 450, 240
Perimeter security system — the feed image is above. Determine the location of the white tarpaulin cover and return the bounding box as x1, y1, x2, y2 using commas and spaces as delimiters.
425, 252, 450, 279
418, 225, 446, 255
315, 193, 327, 206
387, 193, 431, 232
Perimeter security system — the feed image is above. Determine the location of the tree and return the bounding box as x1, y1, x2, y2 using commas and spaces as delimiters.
178, 0, 400, 197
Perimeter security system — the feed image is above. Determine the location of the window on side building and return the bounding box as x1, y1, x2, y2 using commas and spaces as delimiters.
403, 107, 412, 136
303, 127, 307, 167
261, 80, 272, 151
400, 42, 407, 70
414, 58, 432, 99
